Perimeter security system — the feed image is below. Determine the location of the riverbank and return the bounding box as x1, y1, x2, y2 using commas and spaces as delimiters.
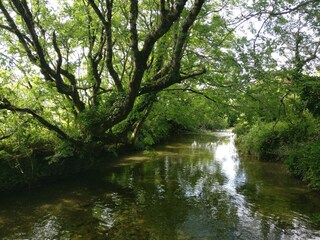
0, 142, 134, 193
0, 150, 96, 193
0, 129, 190, 193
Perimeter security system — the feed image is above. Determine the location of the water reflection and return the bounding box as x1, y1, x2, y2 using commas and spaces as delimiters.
0, 132, 320, 239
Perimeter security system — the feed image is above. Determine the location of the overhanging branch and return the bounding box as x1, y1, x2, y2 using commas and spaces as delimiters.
0, 97, 73, 141
139, 68, 206, 95
162, 87, 216, 102
0, 132, 15, 141
0, 119, 30, 141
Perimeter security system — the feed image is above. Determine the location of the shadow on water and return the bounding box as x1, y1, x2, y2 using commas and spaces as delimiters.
0, 131, 320, 239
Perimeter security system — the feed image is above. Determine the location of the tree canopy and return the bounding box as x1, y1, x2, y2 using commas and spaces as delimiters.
0, 0, 215, 144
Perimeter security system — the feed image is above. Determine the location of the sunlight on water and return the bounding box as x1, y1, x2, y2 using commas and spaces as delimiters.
31, 215, 62, 239
0, 132, 320, 239
215, 133, 240, 192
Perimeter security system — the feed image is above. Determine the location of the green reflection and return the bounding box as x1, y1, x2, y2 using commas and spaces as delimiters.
0, 132, 320, 239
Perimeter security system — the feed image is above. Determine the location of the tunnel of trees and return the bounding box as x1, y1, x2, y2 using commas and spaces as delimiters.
0, 0, 319, 190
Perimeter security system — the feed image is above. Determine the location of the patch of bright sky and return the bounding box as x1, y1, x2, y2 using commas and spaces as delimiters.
222, 0, 319, 74
47, 0, 69, 11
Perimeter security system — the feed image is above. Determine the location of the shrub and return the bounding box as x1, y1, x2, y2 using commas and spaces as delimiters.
285, 141, 320, 189
236, 121, 289, 159
235, 117, 313, 160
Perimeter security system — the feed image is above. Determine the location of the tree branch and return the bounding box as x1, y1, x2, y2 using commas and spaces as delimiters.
129, 0, 139, 63
0, 119, 30, 141
160, 0, 167, 16
139, 68, 206, 95
0, 1, 37, 63
106, 0, 123, 92
0, 132, 14, 141
88, 0, 123, 92
11, 0, 49, 71
52, 31, 62, 74
172, 0, 205, 69
141, 0, 188, 59
97, 0, 206, 132
163, 87, 217, 103
268, 0, 316, 17
302, 42, 320, 66
1, 0, 85, 112
0, 97, 73, 141
87, 0, 109, 27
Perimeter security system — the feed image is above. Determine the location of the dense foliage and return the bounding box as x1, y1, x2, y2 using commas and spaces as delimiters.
233, 0, 320, 189
0, 0, 319, 190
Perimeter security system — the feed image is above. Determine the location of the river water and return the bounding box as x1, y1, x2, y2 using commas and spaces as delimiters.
0, 132, 320, 239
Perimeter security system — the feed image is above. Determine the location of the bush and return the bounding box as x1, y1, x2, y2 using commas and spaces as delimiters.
233, 121, 251, 136
235, 112, 320, 189
285, 141, 320, 189
236, 121, 289, 159
235, 117, 313, 160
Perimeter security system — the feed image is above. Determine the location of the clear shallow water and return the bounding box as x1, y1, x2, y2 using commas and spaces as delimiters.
0, 132, 320, 239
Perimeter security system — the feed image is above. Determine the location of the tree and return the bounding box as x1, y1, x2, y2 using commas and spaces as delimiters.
0, 0, 209, 151
224, 0, 320, 125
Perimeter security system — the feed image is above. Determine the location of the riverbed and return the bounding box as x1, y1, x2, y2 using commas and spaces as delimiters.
0, 132, 320, 239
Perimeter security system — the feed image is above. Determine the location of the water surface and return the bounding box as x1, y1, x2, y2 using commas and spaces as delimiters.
0, 132, 320, 239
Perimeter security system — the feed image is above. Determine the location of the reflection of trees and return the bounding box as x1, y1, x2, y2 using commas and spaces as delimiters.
104, 161, 191, 239
103, 135, 242, 239
105, 134, 320, 239
1, 134, 320, 239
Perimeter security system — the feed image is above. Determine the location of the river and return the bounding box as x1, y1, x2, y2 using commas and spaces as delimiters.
0, 132, 320, 239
